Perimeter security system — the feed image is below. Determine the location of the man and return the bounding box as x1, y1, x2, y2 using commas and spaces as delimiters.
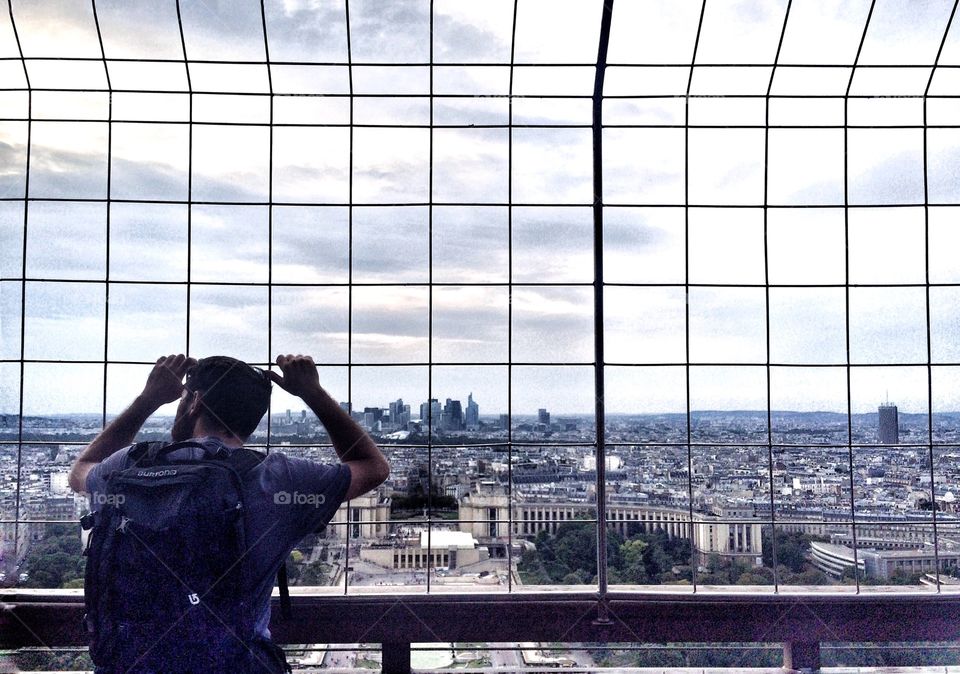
69, 353, 389, 673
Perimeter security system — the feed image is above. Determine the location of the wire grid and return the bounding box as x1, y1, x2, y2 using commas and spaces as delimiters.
1, 0, 960, 596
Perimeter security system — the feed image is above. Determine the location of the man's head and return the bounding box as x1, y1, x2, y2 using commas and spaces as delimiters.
171, 356, 272, 443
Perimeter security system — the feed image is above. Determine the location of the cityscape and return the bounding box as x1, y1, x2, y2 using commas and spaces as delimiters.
4, 393, 960, 668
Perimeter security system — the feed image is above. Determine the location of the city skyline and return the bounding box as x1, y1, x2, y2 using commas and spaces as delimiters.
6, 396, 960, 423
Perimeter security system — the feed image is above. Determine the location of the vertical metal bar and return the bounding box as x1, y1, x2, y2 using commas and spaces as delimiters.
763, 0, 794, 594
684, 1, 708, 592
592, 0, 615, 601
90, 0, 112, 449
174, 0, 194, 357
784, 641, 820, 671
382, 641, 411, 674
506, 0, 518, 593
8, 0, 31, 565
426, 0, 434, 594
259, 0, 275, 457
844, 0, 877, 594
343, 0, 355, 595
923, 0, 959, 592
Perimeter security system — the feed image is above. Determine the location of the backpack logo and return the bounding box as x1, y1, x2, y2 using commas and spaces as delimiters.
136, 469, 177, 477
187, 593, 200, 605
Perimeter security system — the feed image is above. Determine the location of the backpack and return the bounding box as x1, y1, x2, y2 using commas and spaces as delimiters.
81, 439, 292, 674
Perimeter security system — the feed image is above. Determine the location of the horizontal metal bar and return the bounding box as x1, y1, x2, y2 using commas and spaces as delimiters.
3, 516, 953, 527
7, 356, 960, 369
4, 116, 960, 131
8, 279, 960, 291
4, 197, 960, 210
5, 438, 960, 450
3, 56, 960, 68
5, 196, 960, 209
5, 591, 960, 649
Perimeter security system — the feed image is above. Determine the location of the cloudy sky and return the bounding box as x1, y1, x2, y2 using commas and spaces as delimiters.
1, 0, 960, 417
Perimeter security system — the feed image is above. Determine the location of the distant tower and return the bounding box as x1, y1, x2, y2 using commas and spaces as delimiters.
441, 398, 464, 431
878, 403, 899, 445
465, 393, 480, 430
420, 398, 441, 431
538, 408, 550, 426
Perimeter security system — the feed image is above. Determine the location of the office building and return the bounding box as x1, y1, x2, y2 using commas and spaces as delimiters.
879, 403, 899, 445
442, 398, 464, 432
419, 399, 441, 431
465, 393, 479, 430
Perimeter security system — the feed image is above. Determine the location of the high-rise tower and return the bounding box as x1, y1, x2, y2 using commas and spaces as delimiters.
465, 393, 480, 430
878, 403, 899, 445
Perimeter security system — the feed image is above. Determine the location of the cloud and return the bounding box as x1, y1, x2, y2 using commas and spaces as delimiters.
1, 283, 23, 359
264, 0, 348, 62
24, 132, 109, 199
9, 0, 102, 58
0, 134, 28, 198
95, 0, 185, 60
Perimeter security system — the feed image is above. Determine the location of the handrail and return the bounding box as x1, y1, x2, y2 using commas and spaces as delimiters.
5, 589, 960, 672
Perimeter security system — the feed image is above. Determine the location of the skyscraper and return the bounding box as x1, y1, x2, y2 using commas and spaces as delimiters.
878, 403, 899, 445
538, 408, 550, 426
465, 393, 480, 430
442, 398, 464, 432
420, 398, 441, 431
389, 398, 408, 428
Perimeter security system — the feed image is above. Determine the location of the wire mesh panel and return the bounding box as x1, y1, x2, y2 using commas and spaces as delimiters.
1, 0, 960, 614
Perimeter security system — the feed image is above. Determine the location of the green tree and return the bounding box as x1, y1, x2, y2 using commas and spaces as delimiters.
518, 547, 551, 584
619, 538, 650, 584
762, 529, 814, 573
21, 524, 85, 589
297, 560, 332, 586
520, 524, 695, 585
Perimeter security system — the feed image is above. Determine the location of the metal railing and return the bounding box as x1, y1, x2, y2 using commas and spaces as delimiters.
5, 588, 960, 672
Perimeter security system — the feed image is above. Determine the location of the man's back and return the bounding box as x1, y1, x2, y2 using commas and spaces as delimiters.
70, 354, 388, 672
85, 438, 352, 643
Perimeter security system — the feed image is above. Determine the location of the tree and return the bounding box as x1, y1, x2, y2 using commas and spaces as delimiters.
518, 548, 551, 585
519, 524, 694, 585
762, 529, 812, 573
297, 560, 332, 586
619, 538, 650, 584
789, 568, 831, 585
21, 524, 84, 589
518, 521, 623, 584
642, 531, 681, 579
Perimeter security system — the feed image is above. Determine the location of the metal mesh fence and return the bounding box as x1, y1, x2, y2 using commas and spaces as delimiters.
1, 0, 960, 596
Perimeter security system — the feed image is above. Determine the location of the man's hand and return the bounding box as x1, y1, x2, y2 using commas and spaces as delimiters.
268, 352, 389, 500
69, 353, 196, 494
267, 354, 323, 400
140, 354, 197, 408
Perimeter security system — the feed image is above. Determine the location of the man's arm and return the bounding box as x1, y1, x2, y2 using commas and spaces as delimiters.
68, 354, 196, 493
267, 354, 389, 501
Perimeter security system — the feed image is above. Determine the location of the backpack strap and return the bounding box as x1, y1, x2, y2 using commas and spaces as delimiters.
225, 447, 293, 620
277, 561, 292, 620
225, 446, 267, 476
126, 439, 209, 468
126, 440, 166, 466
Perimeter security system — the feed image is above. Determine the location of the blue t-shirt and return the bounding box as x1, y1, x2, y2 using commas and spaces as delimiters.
85, 437, 352, 639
